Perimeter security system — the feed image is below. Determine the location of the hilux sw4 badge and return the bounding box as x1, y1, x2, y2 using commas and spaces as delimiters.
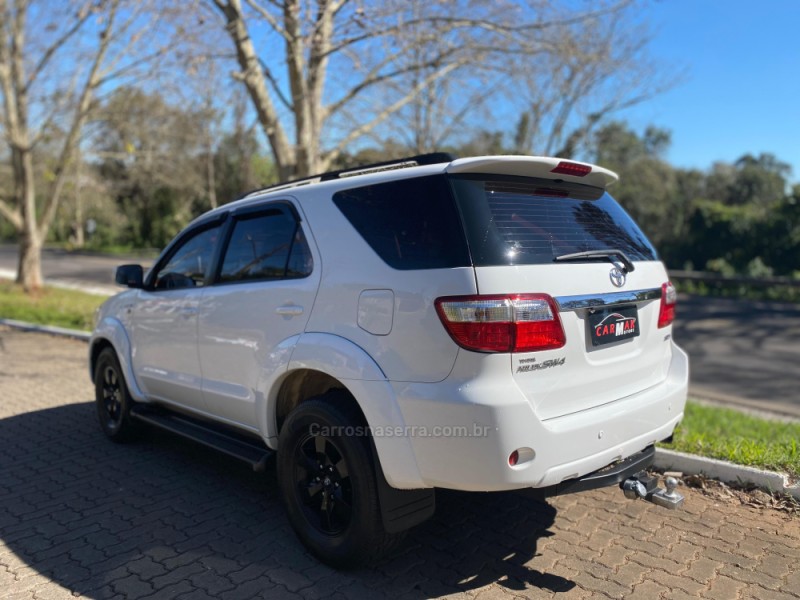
589, 306, 640, 346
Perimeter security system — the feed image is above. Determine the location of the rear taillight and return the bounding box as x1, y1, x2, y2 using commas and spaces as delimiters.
435, 294, 566, 353
658, 282, 677, 328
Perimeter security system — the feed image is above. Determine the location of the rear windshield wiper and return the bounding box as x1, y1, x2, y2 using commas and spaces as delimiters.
553, 249, 635, 273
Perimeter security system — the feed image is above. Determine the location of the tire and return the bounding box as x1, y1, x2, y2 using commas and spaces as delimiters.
94, 347, 139, 443
277, 391, 404, 568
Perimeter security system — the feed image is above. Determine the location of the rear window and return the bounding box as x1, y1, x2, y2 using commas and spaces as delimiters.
333, 175, 470, 270
449, 175, 658, 266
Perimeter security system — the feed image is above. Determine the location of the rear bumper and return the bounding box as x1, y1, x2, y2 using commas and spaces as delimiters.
387, 342, 688, 491
528, 445, 655, 498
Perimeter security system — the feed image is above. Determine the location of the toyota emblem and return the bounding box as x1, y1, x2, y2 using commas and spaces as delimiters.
609, 267, 626, 288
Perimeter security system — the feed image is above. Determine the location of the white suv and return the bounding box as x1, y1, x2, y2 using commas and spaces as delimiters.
91, 153, 688, 567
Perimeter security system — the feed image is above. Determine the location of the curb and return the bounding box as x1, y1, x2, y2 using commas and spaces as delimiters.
0, 318, 91, 341
689, 385, 800, 421
654, 448, 799, 501
1, 318, 798, 502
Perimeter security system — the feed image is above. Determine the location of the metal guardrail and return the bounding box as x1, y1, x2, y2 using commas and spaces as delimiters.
668, 270, 800, 289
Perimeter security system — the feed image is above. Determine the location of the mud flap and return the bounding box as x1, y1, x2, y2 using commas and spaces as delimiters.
370, 441, 435, 534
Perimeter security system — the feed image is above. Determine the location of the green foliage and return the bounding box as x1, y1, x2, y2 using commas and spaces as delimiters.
0, 218, 15, 242
92, 88, 206, 248
85, 87, 278, 250
682, 199, 762, 271
214, 128, 273, 203
593, 121, 671, 166
729, 154, 791, 208
674, 278, 800, 303
592, 122, 681, 249
7, 94, 793, 278
660, 401, 800, 477
0, 281, 105, 331
591, 122, 798, 279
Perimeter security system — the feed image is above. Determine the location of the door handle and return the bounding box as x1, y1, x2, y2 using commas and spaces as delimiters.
180, 306, 199, 316
275, 305, 304, 317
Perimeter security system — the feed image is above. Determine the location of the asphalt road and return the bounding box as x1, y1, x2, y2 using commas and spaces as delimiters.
1, 244, 798, 417
672, 295, 800, 418
0, 244, 152, 293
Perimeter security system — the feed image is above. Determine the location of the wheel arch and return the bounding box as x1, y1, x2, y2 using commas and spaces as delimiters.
264, 333, 426, 489
89, 318, 146, 402
274, 369, 351, 434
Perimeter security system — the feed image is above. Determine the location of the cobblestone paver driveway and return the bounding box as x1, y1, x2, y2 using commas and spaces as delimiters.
1, 327, 798, 600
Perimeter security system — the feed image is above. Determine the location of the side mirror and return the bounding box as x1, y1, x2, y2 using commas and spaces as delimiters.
115, 264, 144, 288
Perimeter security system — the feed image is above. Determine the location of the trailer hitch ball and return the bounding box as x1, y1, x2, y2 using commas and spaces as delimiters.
650, 476, 685, 509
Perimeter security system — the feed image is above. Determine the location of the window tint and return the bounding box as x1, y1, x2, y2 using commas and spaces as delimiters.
153, 225, 221, 290
450, 175, 658, 266
286, 228, 313, 278
219, 209, 312, 283
333, 175, 470, 270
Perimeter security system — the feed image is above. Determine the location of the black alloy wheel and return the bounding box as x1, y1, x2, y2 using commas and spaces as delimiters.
277, 392, 404, 568
94, 347, 138, 442
100, 364, 123, 430
293, 433, 353, 535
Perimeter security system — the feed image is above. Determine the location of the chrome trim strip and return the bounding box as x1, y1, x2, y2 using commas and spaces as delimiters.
555, 287, 661, 312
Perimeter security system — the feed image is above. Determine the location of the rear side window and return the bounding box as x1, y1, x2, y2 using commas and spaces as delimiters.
219, 209, 312, 283
450, 175, 657, 266
333, 175, 470, 270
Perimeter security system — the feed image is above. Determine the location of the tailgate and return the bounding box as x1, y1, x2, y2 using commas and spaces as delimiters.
475, 262, 672, 420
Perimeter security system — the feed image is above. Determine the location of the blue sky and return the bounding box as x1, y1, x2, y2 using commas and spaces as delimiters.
623, 0, 800, 182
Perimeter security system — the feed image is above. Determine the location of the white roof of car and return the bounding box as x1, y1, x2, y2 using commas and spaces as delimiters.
205, 154, 618, 223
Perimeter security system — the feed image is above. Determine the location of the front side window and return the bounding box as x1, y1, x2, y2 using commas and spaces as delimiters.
219, 209, 312, 283
153, 225, 221, 290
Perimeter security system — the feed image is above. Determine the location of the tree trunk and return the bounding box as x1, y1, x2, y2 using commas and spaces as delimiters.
214, 0, 295, 180
16, 228, 42, 291
74, 198, 84, 247
13, 142, 42, 291
206, 142, 218, 209
74, 150, 85, 247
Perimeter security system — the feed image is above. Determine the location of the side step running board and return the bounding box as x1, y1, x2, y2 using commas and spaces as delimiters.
130, 406, 274, 472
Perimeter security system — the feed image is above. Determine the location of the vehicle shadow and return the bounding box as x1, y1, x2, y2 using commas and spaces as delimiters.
0, 403, 572, 599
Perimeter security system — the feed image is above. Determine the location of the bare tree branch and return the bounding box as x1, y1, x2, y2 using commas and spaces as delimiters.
212, 0, 294, 178
324, 60, 461, 168
95, 47, 174, 87
323, 49, 460, 122
23, 12, 91, 94
330, 0, 349, 18
0, 197, 22, 230
257, 58, 293, 110
38, 0, 121, 237
207, 0, 667, 180
318, 6, 627, 62
244, 0, 290, 41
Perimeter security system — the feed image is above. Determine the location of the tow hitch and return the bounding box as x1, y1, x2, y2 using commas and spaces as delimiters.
621, 471, 685, 509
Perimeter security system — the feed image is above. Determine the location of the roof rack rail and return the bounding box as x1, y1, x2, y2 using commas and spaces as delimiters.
241, 152, 456, 199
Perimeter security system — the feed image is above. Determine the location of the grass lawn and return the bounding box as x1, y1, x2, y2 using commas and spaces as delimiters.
660, 400, 800, 478
0, 280, 106, 331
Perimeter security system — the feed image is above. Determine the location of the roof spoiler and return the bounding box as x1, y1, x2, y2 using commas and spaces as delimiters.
445, 156, 618, 188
